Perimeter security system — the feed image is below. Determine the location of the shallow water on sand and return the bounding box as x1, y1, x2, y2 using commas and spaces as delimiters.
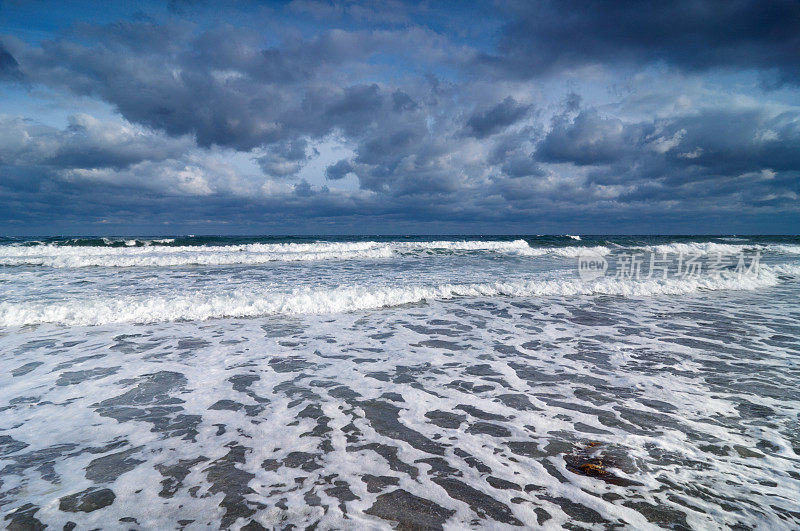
1, 236, 799, 529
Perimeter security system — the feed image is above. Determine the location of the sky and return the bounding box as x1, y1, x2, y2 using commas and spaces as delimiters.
0, 0, 798, 235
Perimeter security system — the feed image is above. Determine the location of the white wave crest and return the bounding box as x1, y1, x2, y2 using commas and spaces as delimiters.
646, 242, 757, 255
0, 244, 395, 267
2, 239, 797, 268
507, 245, 612, 258
393, 239, 532, 252
643, 242, 800, 256
0, 240, 538, 267
768, 263, 800, 276
0, 268, 779, 327
769, 244, 800, 254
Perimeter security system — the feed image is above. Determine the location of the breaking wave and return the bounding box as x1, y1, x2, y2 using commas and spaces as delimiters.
2, 238, 799, 268
0, 267, 782, 327
0, 239, 549, 267
631, 242, 800, 256
0, 243, 396, 267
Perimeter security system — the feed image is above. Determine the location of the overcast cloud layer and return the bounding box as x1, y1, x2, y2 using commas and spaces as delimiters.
0, 0, 798, 234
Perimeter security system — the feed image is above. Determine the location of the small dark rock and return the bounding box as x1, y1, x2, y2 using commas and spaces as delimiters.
59, 487, 116, 512
4, 503, 46, 531
365, 489, 455, 530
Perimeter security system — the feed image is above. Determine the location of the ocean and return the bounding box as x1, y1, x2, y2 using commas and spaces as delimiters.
1, 235, 799, 529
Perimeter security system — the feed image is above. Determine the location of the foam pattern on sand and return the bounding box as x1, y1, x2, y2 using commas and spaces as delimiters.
1, 285, 799, 529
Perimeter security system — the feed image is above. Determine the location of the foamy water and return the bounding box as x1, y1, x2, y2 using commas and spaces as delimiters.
1, 235, 799, 529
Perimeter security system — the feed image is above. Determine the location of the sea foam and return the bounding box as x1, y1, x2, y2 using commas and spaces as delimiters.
3, 239, 798, 268
0, 239, 537, 267
0, 267, 782, 327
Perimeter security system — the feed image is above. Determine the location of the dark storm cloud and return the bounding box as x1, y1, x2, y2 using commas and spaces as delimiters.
325, 159, 355, 180
1, 20, 489, 208
1, 23, 469, 151
533, 101, 800, 210
484, 0, 800, 84
662, 108, 800, 175
0, 41, 21, 80
465, 97, 531, 138
487, 127, 543, 178
257, 138, 316, 178
539, 104, 800, 182
0, 42, 18, 69
0, 115, 190, 171
499, 154, 543, 179
391, 90, 418, 112
536, 110, 640, 166
322, 83, 384, 136
0, 1, 798, 233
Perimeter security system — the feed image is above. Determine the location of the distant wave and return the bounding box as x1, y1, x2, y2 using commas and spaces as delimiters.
0, 243, 396, 267
0, 239, 544, 267
635, 242, 800, 256
769, 263, 800, 276
0, 240, 532, 267
1, 239, 799, 268
0, 267, 784, 327
34, 237, 178, 247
